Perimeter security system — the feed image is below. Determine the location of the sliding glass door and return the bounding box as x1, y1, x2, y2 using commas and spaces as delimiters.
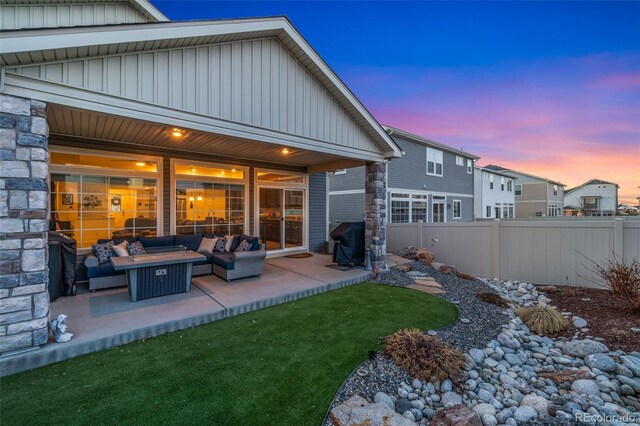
258, 188, 305, 251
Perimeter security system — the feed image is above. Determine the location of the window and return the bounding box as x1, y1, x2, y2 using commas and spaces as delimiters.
426, 148, 443, 176
489, 175, 494, 190
453, 200, 462, 219
486, 205, 492, 218
174, 161, 248, 235
389, 193, 428, 223
515, 184, 522, 196
502, 206, 509, 218
508, 204, 515, 218
467, 159, 472, 174
547, 205, 561, 217
507, 180, 513, 192
456, 156, 464, 166
501, 177, 505, 191
50, 150, 160, 248
553, 185, 558, 196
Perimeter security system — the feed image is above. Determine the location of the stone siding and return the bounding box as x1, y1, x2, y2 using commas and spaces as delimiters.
365, 161, 387, 269
0, 94, 50, 354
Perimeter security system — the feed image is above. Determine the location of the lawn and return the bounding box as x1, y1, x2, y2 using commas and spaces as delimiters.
1, 283, 457, 426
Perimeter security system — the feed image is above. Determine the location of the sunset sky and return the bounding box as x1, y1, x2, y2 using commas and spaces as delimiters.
156, 1, 640, 204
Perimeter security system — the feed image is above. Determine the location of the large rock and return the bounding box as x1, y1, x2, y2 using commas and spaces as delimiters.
441, 391, 463, 406
520, 395, 550, 415
562, 339, 609, 358
584, 353, 616, 372
329, 395, 416, 426
469, 348, 486, 364
374, 392, 395, 411
513, 406, 538, 423
571, 379, 600, 396
620, 355, 640, 377
415, 249, 434, 265
472, 403, 496, 418
431, 404, 482, 426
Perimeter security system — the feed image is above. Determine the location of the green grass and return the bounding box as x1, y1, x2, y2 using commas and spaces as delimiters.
0, 283, 457, 426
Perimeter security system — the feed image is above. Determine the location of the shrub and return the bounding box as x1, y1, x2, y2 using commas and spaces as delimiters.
516, 306, 571, 335
381, 328, 465, 382
456, 272, 475, 281
580, 254, 640, 311
475, 292, 509, 307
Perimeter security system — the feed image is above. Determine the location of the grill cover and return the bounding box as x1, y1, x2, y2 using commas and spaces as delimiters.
330, 222, 365, 266
48, 231, 77, 301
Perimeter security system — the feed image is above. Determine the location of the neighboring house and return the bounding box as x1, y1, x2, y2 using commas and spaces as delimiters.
483, 165, 565, 218
474, 166, 516, 219
329, 126, 479, 225
0, 0, 402, 354
563, 179, 619, 216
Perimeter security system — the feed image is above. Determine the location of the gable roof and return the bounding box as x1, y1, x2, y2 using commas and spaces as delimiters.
383, 125, 480, 160
474, 165, 517, 180
0, 16, 402, 159
565, 178, 620, 194
483, 164, 565, 186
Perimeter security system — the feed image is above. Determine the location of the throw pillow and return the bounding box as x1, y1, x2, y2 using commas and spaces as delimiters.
112, 240, 129, 257
127, 241, 146, 256
236, 239, 252, 252
224, 234, 234, 252
213, 237, 227, 252
92, 241, 114, 264
198, 237, 217, 254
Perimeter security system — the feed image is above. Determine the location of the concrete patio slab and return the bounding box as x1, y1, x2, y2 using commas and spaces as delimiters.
1, 254, 371, 376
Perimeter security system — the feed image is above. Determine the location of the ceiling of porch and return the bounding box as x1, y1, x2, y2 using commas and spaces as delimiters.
47, 104, 364, 171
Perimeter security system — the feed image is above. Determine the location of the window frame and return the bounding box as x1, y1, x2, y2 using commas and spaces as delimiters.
515, 184, 522, 196
426, 147, 444, 177
388, 191, 429, 223
171, 159, 250, 236
453, 199, 462, 219
466, 159, 472, 174
49, 146, 163, 250
456, 156, 464, 166
486, 205, 492, 218
553, 185, 558, 196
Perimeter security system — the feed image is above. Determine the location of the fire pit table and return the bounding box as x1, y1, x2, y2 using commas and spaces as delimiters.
111, 245, 206, 302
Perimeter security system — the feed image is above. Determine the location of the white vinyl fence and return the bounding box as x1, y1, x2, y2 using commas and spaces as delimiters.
387, 218, 640, 287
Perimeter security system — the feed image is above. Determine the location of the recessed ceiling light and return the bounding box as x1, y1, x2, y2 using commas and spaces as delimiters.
231, 169, 236, 172
171, 128, 186, 138
281, 148, 290, 155
135, 162, 145, 167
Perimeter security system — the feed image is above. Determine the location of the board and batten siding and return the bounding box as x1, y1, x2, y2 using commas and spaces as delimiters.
7, 38, 381, 155
0, 2, 148, 30
308, 173, 328, 252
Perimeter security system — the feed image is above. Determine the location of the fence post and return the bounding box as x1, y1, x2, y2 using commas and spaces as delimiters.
418, 221, 424, 248
613, 218, 624, 260
491, 219, 501, 279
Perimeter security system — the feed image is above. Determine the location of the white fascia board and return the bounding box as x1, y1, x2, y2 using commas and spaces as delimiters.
133, 0, 169, 21
3, 73, 386, 163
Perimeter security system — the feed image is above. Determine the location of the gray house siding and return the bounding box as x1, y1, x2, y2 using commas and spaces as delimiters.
389, 135, 474, 195
308, 173, 328, 252
328, 166, 366, 191
329, 192, 366, 224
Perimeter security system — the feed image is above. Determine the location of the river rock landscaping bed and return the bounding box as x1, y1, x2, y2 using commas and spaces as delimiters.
327, 257, 640, 426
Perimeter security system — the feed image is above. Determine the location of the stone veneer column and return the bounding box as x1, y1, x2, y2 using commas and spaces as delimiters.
365, 161, 387, 270
0, 94, 50, 354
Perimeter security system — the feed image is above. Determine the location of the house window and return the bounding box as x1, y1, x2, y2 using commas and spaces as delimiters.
507, 180, 513, 192
508, 204, 515, 218
547, 205, 561, 217
49, 150, 160, 248
486, 205, 492, 218
466, 159, 472, 174
515, 184, 522, 196
553, 185, 558, 196
426, 148, 443, 177
456, 156, 464, 166
489, 175, 494, 190
453, 200, 462, 219
389, 193, 428, 223
501, 177, 505, 191
174, 161, 247, 235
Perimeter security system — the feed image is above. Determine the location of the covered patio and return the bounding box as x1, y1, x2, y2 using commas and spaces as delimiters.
0, 254, 371, 376
0, 13, 400, 358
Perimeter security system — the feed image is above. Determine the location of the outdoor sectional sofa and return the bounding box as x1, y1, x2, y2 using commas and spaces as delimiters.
84, 233, 267, 291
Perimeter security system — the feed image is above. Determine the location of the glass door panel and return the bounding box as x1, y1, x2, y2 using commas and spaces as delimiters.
259, 188, 282, 251
432, 202, 445, 223
284, 190, 304, 248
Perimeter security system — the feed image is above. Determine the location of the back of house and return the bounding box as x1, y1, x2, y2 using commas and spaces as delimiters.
564, 179, 619, 216
329, 126, 478, 227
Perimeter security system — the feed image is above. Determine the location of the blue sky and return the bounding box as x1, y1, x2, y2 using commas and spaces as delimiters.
154, 1, 640, 202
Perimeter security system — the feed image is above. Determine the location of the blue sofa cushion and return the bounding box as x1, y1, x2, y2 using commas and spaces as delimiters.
212, 253, 235, 270
87, 262, 126, 279
194, 252, 214, 266
231, 234, 260, 251
139, 236, 174, 248
175, 234, 203, 252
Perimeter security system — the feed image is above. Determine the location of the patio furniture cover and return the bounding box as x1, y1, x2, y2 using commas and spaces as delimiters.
48, 231, 77, 300
330, 222, 365, 266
